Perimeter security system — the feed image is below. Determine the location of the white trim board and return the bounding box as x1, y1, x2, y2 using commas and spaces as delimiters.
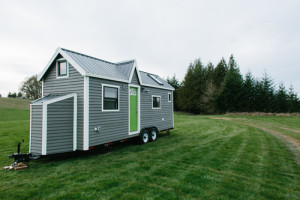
128, 84, 141, 135
128, 60, 143, 85
73, 94, 77, 151
152, 95, 161, 109
56, 58, 69, 79
37, 48, 174, 91
30, 93, 78, 155
168, 92, 172, 102
101, 83, 120, 112
29, 104, 32, 153
84, 76, 89, 150
38, 47, 86, 81
172, 91, 174, 129
42, 104, 47, 155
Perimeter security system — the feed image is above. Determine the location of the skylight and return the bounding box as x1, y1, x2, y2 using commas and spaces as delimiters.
148, 74, 163, 85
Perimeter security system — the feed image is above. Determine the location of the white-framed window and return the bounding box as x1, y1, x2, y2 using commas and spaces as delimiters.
168, 92, 172, 102
56, 59, 69, 79
102, 84, 120, 111
152, 95, 161, 109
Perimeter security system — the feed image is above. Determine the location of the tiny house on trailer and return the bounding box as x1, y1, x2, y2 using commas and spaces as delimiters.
30, 48, 174, 155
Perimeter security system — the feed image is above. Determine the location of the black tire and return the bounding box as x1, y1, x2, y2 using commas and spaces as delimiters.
139, 129, 150, 144
149, 128, 158, 142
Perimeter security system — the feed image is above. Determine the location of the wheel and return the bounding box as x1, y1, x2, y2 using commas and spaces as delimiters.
149, 128, 158, 142
139, 129, 150, 144
166, 130, 170, 136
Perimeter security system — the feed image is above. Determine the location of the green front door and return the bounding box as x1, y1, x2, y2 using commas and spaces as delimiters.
130, 87, 138, 132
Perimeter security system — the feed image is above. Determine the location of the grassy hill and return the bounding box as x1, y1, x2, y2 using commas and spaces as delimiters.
0, 97, 31, 110
0, 98, 300, 199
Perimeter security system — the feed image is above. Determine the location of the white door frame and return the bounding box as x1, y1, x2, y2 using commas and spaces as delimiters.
128, 84, 140, 135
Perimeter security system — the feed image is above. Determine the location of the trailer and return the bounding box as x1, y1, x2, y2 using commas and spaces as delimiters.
29, 48, 174, 155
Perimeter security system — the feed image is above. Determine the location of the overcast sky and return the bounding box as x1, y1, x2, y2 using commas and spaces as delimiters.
0, 0, 299, 96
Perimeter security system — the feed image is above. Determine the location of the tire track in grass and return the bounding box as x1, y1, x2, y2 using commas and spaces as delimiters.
245, 118, 300, 134
259, 130, 300, 199
211, 118, 300, 199
210, 127, 249, 199
174, 123, 249, 198
239, 121, 300, 166
212, 117, 300, 166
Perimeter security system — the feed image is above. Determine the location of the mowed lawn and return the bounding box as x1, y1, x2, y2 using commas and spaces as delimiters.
0, 99, 300, 199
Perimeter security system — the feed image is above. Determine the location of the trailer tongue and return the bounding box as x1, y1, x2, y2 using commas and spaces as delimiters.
8, 139, 31, 168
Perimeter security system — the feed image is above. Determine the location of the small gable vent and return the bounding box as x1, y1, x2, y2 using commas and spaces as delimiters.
148, 74, 163, 85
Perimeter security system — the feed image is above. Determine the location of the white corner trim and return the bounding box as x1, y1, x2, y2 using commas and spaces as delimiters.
172, 91, 174, 128
128, 84, 141, 135
152, 95, 161, 109
42, 104, 47, 155
73, 93, 77, 151
128, 60, 143, 85
38, 47, 61, 81
29, 104, 32, 153
56, 59, 69, 79
84, 76, 89, 150
36, 93, 78, 155
44, 93, 77, 105
168, 92, 172, 102
101, 83, 120, 112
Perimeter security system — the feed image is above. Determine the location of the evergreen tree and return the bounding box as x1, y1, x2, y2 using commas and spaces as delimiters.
257, 72, 275, 112
216, 55, 243, 112
242, 71, 256, 112
178, 63, 195, 113
274, 83, 288, 112
201, 62, 217, 114
214, 58, 228, 90
287, 85, 300, 112
167, 74, 181, 111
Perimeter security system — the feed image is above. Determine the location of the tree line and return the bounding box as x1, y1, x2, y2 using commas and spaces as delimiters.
167, 55, 300, 114
4, 75, 42, 100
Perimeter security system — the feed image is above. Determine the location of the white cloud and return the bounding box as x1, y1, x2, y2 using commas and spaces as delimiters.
0, 0, 299, 97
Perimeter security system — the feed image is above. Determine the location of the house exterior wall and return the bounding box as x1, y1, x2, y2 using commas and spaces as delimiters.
47, 98, 74, 154
140, 87, 174, 131
88, 77, 134, 146
87, 70, 173, 147
43, 58, 84, 150
30, 105, 43, 155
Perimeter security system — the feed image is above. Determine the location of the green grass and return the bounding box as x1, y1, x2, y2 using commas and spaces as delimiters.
0, 99, 300, 199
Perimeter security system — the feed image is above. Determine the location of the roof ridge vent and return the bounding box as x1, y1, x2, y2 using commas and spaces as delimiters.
148, 74, 163, 85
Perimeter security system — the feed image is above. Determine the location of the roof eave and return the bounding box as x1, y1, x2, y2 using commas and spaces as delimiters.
37, 48, 86, 81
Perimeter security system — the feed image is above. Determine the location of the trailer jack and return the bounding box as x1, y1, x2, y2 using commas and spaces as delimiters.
6, 139, 36, 170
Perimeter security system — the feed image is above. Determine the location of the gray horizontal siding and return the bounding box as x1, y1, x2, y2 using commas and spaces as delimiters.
88, 77, 173, 147
47, 98, 74, 154
130, 69, 140, 85
141, 87, 173, 131
43, 57, 84, 150
30, 105, 43, 155
89, 78, 133, 146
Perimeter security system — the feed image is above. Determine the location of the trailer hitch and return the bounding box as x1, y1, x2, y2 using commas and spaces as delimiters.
8, 139, 32, 166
